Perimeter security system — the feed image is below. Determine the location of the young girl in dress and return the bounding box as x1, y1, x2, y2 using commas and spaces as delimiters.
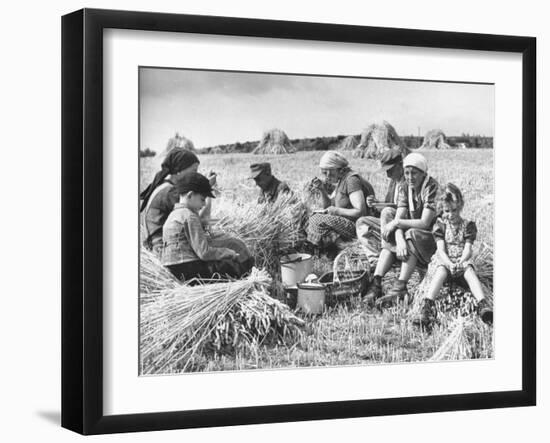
413, 183, 493, 328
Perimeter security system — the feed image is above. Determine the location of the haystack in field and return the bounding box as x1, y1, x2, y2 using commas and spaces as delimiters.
420, 129, 452, 150
354, 121, 409, 159
164, 132, 196, 155
338, 134, 360, 151
252, 128, 296, 155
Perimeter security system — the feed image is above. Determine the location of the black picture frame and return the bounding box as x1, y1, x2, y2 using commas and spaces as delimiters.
61, 8, 536, 435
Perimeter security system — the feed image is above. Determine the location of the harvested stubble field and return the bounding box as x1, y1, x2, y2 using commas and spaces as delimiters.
140, 149, 494, 373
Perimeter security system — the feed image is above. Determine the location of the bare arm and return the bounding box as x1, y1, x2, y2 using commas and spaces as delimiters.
186, 214, 236, 261
459, 241, 473, 264
393, 207, 408, 259
382, 206, 407, 242
331, 190, 366, 220
436, 239, 454, 268
319, 188, 331, 208
395, 207, 436, 231
393, 206, 408, 240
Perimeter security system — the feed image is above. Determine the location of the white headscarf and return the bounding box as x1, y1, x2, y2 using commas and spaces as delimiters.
403, 153, 430, 213
319, 150, 349, 169
403, 153, 428, 173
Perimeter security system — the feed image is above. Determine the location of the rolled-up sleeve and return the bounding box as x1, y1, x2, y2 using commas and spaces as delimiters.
185, 213, 235, 261
421, 180, 439, 212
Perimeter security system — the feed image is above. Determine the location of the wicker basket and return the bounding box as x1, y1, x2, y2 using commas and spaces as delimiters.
319, 270, 369, 306
318, 245, 371, 306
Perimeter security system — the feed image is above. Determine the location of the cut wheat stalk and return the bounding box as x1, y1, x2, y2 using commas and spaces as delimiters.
140, 248, 181, 296
140, 268, 305, 374
212, 192, 308, 275
429, 316, 491, 361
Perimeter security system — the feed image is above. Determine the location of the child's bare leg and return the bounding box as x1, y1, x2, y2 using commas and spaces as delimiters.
398, 254, 418, 282
373, 248, 395, 277
413, 266, 447, 328
463, 266, 485, 302
424, 266, 449, 300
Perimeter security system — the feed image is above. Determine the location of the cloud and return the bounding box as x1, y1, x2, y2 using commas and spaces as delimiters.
140, 67, 494, 149
140, 68, 314, 99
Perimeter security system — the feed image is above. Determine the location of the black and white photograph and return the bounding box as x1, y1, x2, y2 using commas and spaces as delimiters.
138, 68, 495, 375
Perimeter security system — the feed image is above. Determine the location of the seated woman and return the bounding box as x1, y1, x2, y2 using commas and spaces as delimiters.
306, 151, 375, 252
161, 172, 254, 282
356, 149, 405, 257
140, 148, 216, 256
364, 152, 439, 308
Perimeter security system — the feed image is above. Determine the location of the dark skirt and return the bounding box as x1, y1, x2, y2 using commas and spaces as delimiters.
378, 207, 436, 266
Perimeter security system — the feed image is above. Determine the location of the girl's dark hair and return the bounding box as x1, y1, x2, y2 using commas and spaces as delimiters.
437, 182, 464, 212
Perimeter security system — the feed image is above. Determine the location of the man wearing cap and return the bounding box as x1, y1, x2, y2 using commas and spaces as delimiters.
249, 162, 291, 204
364, 152, 439, 308
161, 172, 253, 281
356, 149, 405, 259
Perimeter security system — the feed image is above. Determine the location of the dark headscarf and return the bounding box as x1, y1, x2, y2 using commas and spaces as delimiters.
140, 148, 200, 212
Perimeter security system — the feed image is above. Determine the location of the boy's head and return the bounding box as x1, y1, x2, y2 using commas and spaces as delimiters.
174, 172, 215, 211
438, 182, 464, 220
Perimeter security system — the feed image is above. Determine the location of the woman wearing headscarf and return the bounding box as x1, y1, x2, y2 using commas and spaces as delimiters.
306, 151, 375, 251
364, 152, 440, 308
140, 148, 211, 256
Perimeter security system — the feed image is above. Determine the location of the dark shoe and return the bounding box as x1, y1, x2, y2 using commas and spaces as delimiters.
477, 298, 493, 325
376, 279, 407, 309
364, 276, 382, 308
413, 298, 437, 329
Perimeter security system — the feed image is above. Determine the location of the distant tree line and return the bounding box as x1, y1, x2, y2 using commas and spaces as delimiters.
139, 147, 156, 157
199, 134, 492, 154
200, 135, 347, 154
401, 135, 493, 149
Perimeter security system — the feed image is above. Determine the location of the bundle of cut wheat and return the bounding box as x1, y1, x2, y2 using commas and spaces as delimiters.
140, 268, 305, 374
212, 192, 309, 274
430, 316, 492, 361
252, 128, 296, 155
419, 129, 452, 150
354, 120, 410, 159
338, 134, 360, 151
140, 248, 181, 295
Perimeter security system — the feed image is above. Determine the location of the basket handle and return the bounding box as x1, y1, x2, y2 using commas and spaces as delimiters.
332, 250, 346, 284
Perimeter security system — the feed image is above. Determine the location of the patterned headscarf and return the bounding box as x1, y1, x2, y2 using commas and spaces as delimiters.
319, 150, 349, 169
139, 148, 200, 212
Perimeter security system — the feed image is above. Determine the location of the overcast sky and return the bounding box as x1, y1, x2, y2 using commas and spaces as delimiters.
140, 67, 494, 151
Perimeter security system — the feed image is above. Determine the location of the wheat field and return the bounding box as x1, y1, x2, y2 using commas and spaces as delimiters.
139, 149, 494, 373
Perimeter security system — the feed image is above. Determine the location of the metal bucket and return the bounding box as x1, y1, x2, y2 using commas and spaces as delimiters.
297, 282, 326, 314
280, 253, 313, 287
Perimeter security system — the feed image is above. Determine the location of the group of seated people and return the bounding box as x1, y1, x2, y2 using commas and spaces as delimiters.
140, 147, 492, 328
